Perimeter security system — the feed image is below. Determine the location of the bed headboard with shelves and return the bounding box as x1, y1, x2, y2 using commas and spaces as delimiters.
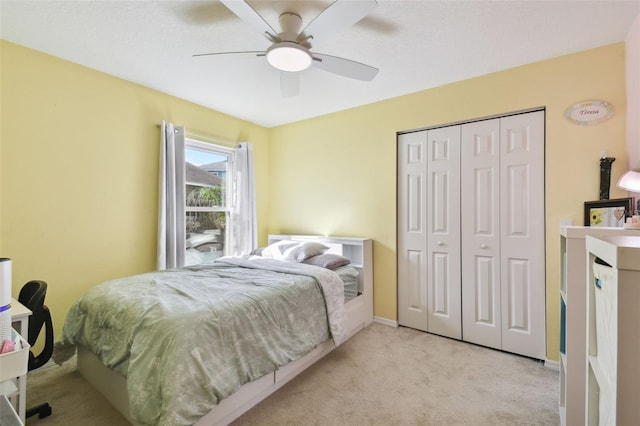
267, 234, 373, 329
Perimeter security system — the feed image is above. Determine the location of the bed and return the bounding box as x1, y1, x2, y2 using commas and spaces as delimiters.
55, 235, 373, 425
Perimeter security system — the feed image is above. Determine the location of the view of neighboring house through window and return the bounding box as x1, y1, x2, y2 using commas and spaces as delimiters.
185, 140, 231, 262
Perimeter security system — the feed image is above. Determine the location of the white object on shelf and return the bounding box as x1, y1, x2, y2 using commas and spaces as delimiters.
0, 308, 11, 344
560, 218, 574, 227
585, 235, 640, 425
0, 258, 12, 342
0, 259, 11, 307
592, 263, 616, 379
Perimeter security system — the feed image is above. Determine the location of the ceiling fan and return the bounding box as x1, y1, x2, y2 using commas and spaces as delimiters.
194, 0, 380, 97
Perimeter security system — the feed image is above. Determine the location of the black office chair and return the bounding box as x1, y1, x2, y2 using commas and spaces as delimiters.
18, 280, 53, 419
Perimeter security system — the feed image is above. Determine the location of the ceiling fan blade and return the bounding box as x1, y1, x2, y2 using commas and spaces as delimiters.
220, 0, 277, 41
280, 72, 299, 97
299, 0, 378, 48
192, 50, 264, 58
312, 53, 378, 81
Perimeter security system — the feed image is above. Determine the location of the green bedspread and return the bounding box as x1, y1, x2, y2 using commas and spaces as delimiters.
54, 257, 346, 425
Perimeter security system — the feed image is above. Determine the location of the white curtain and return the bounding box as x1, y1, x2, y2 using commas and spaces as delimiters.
230, 142, 257, 256
157, 121, 186, 270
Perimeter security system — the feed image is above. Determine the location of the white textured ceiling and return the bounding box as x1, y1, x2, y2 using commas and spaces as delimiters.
1, 0, 639, 128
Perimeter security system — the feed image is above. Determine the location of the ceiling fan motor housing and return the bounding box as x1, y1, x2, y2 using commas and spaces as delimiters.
278, 12, 303, 42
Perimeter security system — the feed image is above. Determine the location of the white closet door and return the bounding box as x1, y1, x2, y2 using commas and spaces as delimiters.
397, 131, 429, 331
398, 110, 545, 358
461, 118, 502, 350
499, 111, 545, 359
426, 126, 462, 338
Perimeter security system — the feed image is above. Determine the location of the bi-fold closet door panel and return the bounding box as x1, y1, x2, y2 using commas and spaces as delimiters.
460, 111, 545, 359
461, 118, 502, 349
397, 131, 429, 331
498, 112, 545, 359
397, 127, 461, 339
426, 126, 461, 339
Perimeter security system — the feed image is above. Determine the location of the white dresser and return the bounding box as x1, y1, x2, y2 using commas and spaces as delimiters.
558, 226, 639, 426
585, 235, 640, 425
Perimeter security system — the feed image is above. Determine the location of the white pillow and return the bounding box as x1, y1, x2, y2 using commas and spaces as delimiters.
261, 240, 329, 262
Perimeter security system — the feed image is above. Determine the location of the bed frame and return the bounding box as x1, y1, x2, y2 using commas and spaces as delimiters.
77, 235, 373, 425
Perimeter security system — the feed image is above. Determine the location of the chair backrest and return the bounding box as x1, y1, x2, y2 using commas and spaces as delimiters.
18, 280, 54, 371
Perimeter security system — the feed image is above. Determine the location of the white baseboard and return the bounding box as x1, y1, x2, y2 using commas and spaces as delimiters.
373, 316, 398, 327
544, 358, 560, 371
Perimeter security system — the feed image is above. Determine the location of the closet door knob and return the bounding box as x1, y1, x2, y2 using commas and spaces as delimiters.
436, 241, 444, 246
480, 244, 488, 249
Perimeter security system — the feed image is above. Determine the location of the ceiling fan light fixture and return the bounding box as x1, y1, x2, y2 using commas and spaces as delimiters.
266, 42, 312, 72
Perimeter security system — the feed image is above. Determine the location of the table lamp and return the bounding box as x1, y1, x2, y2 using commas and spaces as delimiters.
617, 170, 640, 214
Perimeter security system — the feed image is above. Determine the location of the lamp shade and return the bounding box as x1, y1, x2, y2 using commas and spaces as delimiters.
617, 170, 640, 192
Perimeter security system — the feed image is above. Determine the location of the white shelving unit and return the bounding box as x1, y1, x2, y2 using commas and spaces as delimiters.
558, 226, 639, 426
0, 329, 29, 426
11, 299, 31, 423
585, 235, 640, 425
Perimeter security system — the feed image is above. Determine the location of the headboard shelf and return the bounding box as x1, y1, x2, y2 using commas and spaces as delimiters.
267, 234, 373, 304
267, 235, 368, 267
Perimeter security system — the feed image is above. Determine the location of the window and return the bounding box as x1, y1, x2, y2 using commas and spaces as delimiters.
159, 121, 256, 270
184, 139, 233, 263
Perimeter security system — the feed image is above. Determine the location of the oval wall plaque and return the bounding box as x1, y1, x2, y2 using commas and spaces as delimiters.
564, 100, 614, 125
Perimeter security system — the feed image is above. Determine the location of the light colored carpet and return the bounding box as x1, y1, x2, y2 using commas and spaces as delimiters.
25, 323, 559, 425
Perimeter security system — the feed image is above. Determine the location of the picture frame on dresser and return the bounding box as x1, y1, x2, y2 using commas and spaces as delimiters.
583, 197, 633, 227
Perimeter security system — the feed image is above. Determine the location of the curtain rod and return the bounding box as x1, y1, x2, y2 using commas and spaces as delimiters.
156, 124, 237, 148
185, 130, 237, 148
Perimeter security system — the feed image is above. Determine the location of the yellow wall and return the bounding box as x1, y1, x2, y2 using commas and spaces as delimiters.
270, 43, 629, 361
0, 41, 271, 339
1, 40, 630, 362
